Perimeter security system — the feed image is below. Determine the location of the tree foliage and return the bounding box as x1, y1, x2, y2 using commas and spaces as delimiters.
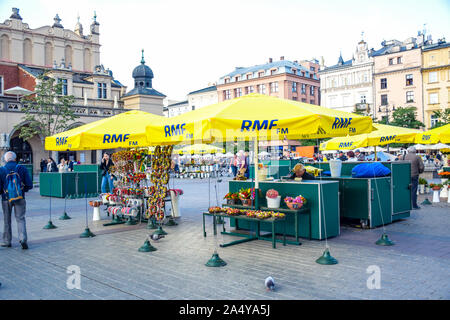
15, 75, 77, 142
387, 106, 424, 129
431, 108, 450, 128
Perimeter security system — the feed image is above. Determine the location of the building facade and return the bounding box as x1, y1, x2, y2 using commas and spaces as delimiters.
421, 40, 450, 129
216, 57, 320, 105
372, 35, 432, 123
0, 8, 163, 172
319, 38, 374, 115
187, 85, 217, 111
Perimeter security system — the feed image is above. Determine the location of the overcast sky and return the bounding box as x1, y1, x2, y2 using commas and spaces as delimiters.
1, 0, 449, 101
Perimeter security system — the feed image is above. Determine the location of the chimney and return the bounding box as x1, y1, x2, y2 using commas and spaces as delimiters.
269, 57, 273, 63
280, 56, 284, 61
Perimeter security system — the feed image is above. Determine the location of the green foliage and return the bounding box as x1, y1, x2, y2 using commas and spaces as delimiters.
15, 74, 77, 142
388, 106, 424, 129
431, 108, 450, 128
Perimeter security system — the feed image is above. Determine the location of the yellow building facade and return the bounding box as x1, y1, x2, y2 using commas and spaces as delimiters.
422, 41, 450, 129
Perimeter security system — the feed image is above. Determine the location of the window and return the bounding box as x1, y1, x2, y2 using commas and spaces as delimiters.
0, 76, 3, 95
258, 71, 265, 77
429, 71, 438, 83
406, 91, 414, 103
360, 95, 366, 103
224, 78, 230, 84
270, 82, 278, 93
97, 83, 107, 99
429, 92, 439, 104
245, 86, 254, 94
292, 82, 297, 92
301, 98, 307, 102
301, 84, 306, 94
270, 69, 276, 75
246, 74, 252, 80
235, 76, 241, 82
310, 66, 315, 72
406, 74, 413, 86
310, 100, 315, 104
224, 90, 231, 100
58, 78, 68, 96
292, 97, 297, 101
381, 94, 388, 106
430, 114, 438, 127
310, 86, 315, 96
380, 78, 387, 89
389, 58, 394, 65
397, 57, 402, 64
234, 87, 242, 97
258, 84, 266, 94
363, 74, 368, 82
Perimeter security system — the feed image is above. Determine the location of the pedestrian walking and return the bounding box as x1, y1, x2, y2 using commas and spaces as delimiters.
402, 146, 424, 209
231, 154, 238, 177
100, 152, 115, 193
0, 151, 33, 249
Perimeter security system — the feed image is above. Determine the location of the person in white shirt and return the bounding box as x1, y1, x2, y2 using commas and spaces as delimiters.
57, 158, 68, 173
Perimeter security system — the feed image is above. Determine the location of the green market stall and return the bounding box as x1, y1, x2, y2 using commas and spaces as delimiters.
227, 180, 340, 240
39, 171, 100, 198
308, 161, 412, 228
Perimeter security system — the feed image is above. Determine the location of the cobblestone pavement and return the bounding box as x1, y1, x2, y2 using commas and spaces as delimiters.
0, 177, 449, 300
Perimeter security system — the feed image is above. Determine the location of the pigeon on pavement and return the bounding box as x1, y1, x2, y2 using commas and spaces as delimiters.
265, 276, 275, 291
150, 234, 165, 241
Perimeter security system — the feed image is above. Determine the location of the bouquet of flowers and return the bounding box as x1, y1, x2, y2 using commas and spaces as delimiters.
429, 183, 443, 190
284, 195, 306, 209
224, 192, 239, 200
226, 208, 241, 216
266, 189, 279, 199
239, 188, 255, 200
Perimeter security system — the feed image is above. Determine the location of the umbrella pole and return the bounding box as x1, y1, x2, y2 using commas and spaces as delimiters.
253, 137, 260, 210
374, 146, 377, 161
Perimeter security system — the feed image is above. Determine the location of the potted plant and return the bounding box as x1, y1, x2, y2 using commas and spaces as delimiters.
418, 178, 427, 194
284, 195, 306, 210
429, 183, 443, 191
224, 192, 239, 205
266, 189, 281, 208
239, 188, 254, 206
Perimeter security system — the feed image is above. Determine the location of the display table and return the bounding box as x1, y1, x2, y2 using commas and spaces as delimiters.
39, 172, 99, 198
202, 211, 286, 249
228, 180, 340, 240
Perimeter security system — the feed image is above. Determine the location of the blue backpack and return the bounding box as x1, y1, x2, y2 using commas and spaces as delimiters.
5, 165, 24, 203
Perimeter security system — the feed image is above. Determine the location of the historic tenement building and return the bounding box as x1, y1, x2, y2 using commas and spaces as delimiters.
0, 8, 164, 172
216, 57, 320, 105
319, 37, 375, 115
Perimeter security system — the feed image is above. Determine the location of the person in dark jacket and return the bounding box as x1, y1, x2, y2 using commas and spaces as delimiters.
288, 163, 316, 180
403, 146, 424, 209
0, 151, 33, 249
40, 158, 47, 172
68, 159, 74, 172
100, 153, 115, 193
47, 157, 58, 172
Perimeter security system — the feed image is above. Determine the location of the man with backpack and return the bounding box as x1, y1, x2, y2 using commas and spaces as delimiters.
0, 151, 33, 249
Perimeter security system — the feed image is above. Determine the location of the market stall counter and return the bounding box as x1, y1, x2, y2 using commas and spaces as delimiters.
39, 171, 99, 198
308, 161, 412, 227
227, 180, 340, 240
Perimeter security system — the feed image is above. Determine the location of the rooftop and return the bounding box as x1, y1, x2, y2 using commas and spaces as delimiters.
188, 85, 217, 95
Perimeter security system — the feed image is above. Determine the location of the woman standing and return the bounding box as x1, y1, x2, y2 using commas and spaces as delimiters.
57, 158, 68, 172
100, 153, 115, 193
47, 158, 58, 172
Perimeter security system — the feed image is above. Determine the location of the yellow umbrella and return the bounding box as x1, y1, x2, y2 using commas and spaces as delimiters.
45, 110, 165, 151
320, 123, 420, 151
146, 93, 374, 145
174, 144, 224, 155
414, 124, 450, 144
